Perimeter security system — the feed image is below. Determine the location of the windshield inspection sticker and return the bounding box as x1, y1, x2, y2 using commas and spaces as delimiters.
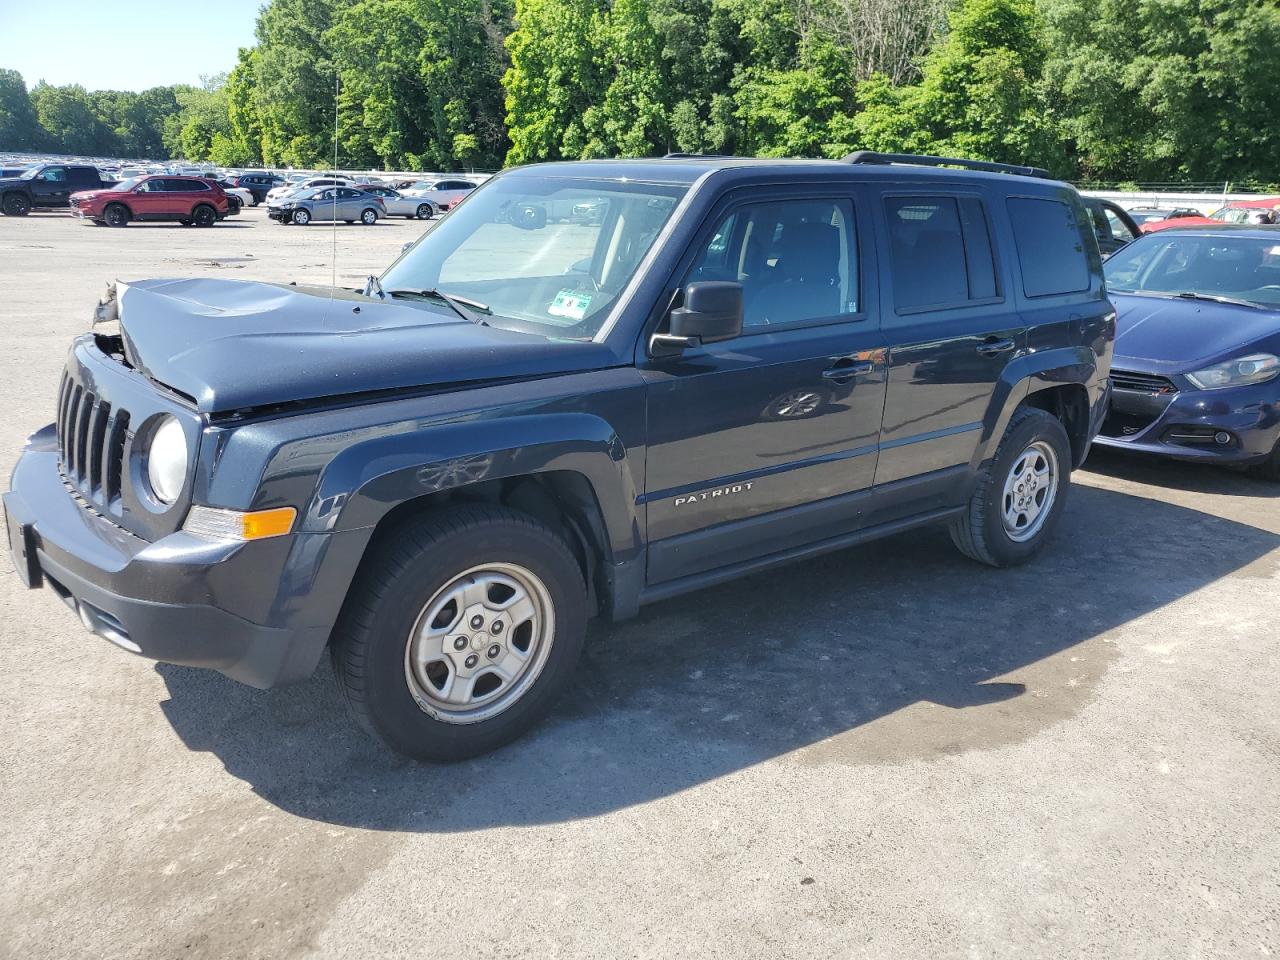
547, 289, 592, 322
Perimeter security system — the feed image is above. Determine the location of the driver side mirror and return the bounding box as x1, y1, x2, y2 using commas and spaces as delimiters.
651, 281, 744, 355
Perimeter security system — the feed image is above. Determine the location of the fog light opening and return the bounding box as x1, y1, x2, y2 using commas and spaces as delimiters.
1214, 431, 1232, 446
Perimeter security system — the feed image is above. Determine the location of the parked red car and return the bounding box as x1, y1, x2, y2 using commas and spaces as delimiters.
1142, 197, 1280, 234
69, 175, 235, 227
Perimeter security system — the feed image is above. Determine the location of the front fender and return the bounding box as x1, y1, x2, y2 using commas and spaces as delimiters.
301, 411, 641, 559
974, 345, 1104, 467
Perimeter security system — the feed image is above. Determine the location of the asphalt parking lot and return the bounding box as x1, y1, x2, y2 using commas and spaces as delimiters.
1, 207, 1277, 960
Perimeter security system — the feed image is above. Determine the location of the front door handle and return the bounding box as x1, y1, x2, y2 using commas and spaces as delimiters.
976, 337, 1016, 357
822, 359, 875, 381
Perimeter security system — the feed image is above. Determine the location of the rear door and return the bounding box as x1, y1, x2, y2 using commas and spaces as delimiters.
338, 187, 365, 219
641, 184, 888, 584
872, 189, 1023, 505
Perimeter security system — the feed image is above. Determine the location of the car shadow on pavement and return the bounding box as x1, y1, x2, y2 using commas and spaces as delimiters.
156, 483, 1279, 831
1085, 447, 1280, 498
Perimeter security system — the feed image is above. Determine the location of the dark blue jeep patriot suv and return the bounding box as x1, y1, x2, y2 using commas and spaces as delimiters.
4, 153, 1115, 760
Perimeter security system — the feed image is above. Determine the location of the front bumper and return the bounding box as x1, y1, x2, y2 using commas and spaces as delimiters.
3, 425, 336, 688
1094, 374, 1280, 464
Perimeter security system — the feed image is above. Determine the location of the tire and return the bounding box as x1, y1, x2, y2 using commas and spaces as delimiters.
1246, 442, 1280, 482
360, 207, 378, 225
2, 192, 30, 216
103, 203, 129, 227
192, 204, 216, 227
415, 203, 433, 220
251, 196, 260, 207
292, 208, 310, 226
331, 504, 588, 762
950, 406, 1072, 567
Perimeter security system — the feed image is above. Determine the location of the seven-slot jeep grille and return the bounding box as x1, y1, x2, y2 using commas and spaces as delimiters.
55, 371, 130, 508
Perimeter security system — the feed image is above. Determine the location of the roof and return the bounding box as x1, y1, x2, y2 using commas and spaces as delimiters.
503, 156, 1069, 189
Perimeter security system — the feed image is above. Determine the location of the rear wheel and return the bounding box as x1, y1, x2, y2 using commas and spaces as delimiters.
950, 406, 1071, 567
2, 192, 30, 216
103, 203, 129, 227
331, 504, 587, 761
192, 204, 216, 227
292, 208, 311, 226
360, 208, 378, 224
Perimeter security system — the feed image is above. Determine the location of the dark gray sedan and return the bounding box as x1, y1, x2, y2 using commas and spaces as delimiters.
268, 187, 385, 225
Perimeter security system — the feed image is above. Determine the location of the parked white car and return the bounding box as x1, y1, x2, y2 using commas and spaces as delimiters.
265, 176, 353, 205
400, 177, 477, 211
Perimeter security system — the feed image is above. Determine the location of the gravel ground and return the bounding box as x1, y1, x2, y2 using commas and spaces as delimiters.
0, 207, 1277, 960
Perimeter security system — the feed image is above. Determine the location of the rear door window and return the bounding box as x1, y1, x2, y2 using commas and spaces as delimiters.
884, 196, 999, 312
1007, 197, 1091, 297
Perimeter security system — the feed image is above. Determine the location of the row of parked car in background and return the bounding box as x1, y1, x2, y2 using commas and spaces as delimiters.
0, 161, 479, 226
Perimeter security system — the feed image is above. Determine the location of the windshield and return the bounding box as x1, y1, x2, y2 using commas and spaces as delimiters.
112, 177, 144, 192
20, 167, 40, 180
380, 176, 686, 338
1104, 234, 1280, 306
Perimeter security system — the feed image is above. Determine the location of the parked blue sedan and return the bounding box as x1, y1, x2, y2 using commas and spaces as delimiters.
1097, 225, 1280, 480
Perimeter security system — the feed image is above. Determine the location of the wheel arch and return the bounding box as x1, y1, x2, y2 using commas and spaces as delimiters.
975, 345, 1103, 470
273, 412, 645, 624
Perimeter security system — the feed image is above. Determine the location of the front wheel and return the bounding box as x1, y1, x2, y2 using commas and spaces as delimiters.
415, 203, 433, 220
103, 203, 129, 227
331, 504, 587, 762
292, 208, 310, 226
950, 406, 1071, 566
2, 192, 31, 216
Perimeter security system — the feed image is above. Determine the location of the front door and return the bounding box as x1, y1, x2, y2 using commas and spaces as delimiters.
641, 187, 888, 584
32, 166, 68, 206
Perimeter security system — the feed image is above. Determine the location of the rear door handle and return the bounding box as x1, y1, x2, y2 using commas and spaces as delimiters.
976, 337, 1016, 357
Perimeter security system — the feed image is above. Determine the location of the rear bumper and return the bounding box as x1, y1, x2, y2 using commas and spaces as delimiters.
1095, 377, 1280, 463
4, 425, 343, 688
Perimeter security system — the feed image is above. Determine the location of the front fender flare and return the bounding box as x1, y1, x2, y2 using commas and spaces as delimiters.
301, 412, 641, 561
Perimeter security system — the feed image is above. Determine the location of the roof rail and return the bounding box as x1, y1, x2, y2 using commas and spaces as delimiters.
660, 152, 741, 160
844, 150, 1051, 180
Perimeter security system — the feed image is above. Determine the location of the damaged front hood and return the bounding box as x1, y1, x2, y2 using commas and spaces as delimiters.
110, 277, 616, 414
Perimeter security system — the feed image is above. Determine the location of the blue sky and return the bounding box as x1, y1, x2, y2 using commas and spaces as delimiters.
0, 0, 262, 91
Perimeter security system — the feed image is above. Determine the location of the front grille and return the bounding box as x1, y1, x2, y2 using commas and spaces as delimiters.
1110, 370, 1178, 395
55, 371, 130, 508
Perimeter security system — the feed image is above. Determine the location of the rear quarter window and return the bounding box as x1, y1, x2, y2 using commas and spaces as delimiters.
1007, 197, 1091, 297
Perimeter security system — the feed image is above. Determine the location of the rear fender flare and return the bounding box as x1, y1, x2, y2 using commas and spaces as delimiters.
974, 345, 1100, 467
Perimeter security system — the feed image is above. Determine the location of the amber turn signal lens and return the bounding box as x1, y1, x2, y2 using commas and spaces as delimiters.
241, 507, 297, 540
183, 505, 297, 542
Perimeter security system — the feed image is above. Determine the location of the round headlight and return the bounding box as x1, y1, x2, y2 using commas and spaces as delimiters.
146, 415, 188, 504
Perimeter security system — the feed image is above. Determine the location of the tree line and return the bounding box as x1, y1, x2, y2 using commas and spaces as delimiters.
1, 0, 1277, 185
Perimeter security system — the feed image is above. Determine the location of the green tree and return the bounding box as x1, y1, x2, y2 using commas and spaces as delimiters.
850, 0, 1065, 171
0, 69, 43, 151
1041, 0, 1280, 183
504, 0, 605, 163
30, 82, 113, 155
252, 0, 338, 166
